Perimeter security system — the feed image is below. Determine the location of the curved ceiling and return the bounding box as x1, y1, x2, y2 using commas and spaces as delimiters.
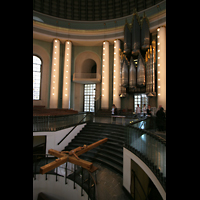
33, 0, 164, 21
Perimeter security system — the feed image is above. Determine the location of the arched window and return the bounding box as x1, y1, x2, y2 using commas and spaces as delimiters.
33, 55, 42, 100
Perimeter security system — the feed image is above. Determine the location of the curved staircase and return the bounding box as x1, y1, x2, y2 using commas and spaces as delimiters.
62, 122, 126, 175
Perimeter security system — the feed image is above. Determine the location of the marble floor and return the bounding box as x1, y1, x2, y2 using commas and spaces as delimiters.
92, 160, 132, 200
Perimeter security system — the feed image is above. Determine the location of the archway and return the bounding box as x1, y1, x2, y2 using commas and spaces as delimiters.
81, 59, 97, 73
74, 51, 101, 74
74, 51, 101, 112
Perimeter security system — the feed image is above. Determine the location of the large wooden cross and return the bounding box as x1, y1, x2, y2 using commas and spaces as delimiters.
40, 138, 108, 174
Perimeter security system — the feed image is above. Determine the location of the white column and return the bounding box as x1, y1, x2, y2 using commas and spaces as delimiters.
62, 40, 72, 108
113, 39, 121, 109
157, 27, 166, 110
50, 39, 60, 108
101, 41, 109, 109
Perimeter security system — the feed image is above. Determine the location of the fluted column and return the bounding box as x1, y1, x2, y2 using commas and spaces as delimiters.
101, 41, 109, 109
62, 41, 72, 108
50, 39, 60, 108
113, 39, 121, 109
157, 27, 166, 110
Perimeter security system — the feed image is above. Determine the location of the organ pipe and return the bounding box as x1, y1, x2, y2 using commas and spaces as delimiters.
137, 53, 145, 87
145, 41, 156, 94
121, 58, 128, 87
141, 13, 150, 51
123, 20, 131, 55
131, 12, 140, 56
129, 57, 136, 88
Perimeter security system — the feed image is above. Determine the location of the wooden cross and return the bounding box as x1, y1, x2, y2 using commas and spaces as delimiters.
40, 138, 108, 174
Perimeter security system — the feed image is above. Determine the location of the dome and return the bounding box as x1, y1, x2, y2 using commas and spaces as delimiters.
33, 0, 164, 21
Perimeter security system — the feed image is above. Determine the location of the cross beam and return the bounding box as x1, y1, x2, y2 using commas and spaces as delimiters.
40, 138, 108, 174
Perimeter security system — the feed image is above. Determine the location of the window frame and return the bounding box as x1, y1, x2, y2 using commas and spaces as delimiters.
33, 54, 42, 101
133, 93, 148, 112
83, 84, 96, 112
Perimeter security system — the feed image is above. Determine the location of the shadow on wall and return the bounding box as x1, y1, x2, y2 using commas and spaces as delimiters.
82, 59, 97, 73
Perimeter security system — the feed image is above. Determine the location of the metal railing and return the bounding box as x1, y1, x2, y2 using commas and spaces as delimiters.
33, 154, 97, 200
125, 118, 166, 191
57, 113, 92, 145
33, 112, 93, 132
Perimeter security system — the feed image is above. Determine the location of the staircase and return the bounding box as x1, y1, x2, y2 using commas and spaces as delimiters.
62, 122, 126, 175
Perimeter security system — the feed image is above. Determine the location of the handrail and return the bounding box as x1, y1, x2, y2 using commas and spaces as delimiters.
33, 112, 92, 132
57, 113, 92, 145
128, 117, 166, 144
125, 118, 166, 191
33, 153, 96, 200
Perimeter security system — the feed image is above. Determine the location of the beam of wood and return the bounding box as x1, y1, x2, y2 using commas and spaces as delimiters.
40, 156, 68, 174
40, 138, 108, 174
48, 149, 66, 158
76, 138, 108, 156
40, 155, 93, 174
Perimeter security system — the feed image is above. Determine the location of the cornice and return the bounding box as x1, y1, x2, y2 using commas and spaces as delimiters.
33, 7, 165, 46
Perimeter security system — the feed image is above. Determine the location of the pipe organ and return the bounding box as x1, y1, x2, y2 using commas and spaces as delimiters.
119, 10, 156, 97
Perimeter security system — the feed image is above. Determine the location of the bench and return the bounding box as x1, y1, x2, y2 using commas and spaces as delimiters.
111, 115, 126, 125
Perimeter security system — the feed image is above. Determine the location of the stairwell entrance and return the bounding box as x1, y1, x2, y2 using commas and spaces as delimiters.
84, 84, 96, 112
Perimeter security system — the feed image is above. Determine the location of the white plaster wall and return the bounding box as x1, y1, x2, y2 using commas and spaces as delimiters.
123, 147, 166, 200
33, 123, 86, 154
33, 174, 88, 200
